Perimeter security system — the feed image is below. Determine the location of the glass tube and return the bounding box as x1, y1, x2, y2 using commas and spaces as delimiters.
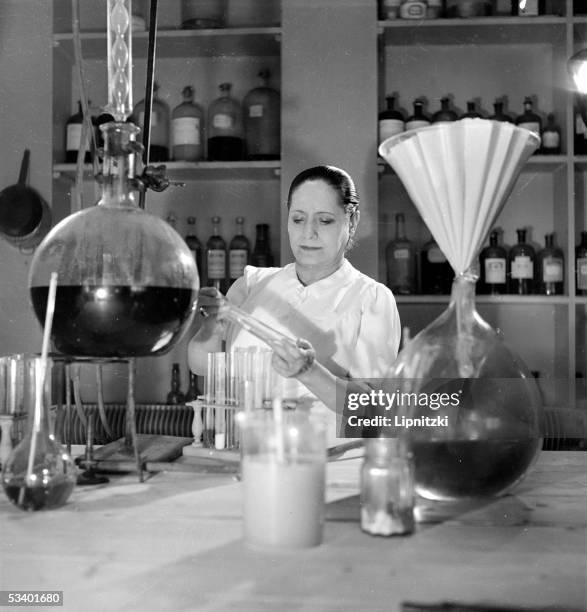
106, 0, 133, 121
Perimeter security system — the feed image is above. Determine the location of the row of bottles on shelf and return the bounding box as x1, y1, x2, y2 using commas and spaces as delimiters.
65, 73, 280, 164
166, 364, 200, 405
386, 214, 587, 296
379, 0, 563, 19
166, 215, 275, 294
378, 95, 560, 153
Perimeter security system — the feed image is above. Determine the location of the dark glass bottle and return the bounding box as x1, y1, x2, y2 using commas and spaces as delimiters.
540, 113, 561, 155
478, 230, 507, 295
576, 231, 587, 295
251, 223, 274, 267
167, 363, 186, 405
185, 216, 203, 282
515, 97, 542, 150
385, 213, 416, 294
66, 100, 92, 164
462, 100, 483, 119
207, 83, 245, 161
206, 216, 227, 293
185, 371, 201, 402
378, 95, 405, 145
536, 233, 564, 296
489, 99, 514, 123
228, 216, 250, 285
243, 69, 280, 160
405, 99, 431, 131
420, 238, 453, 295
508, 228, 535, 295
432, 97, 458, 123
574, 104, 587, 155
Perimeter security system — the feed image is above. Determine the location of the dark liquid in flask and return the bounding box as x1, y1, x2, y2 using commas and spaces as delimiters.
207, 136, 245, 161
411, 438, 540, 500
4, 478, 75, 511
30, 285, 195, 358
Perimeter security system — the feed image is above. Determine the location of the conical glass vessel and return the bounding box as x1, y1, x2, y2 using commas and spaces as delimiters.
28, 123, 199, 358
378, 119, 543, 502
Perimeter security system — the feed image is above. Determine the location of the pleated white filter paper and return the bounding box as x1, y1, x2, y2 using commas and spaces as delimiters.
378, 119, 540, 275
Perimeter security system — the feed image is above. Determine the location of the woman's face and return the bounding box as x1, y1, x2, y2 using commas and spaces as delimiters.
287, 179, 353, 270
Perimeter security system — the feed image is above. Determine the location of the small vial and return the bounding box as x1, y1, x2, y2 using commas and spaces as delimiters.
360, 437, 415, 536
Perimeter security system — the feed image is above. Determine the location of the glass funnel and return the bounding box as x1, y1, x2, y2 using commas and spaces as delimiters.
378, 119, 542, 501
28, 122, 199, 358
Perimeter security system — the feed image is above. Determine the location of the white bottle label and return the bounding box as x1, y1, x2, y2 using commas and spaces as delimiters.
248, 104, 264, 118
543, 257, 563, 282
518, 121, 540, 136
229, 249, 248, 278
578, 257, 587, 290
66, 124, 90, 152
379, 119, 405, 143
393, 248, 409, 260
485, 258, 506, 284
172, 117, 200, 146
139, 111, 158, 127
405, 119, 429, 131
207, 250, 226, 279
511, 256, 533, 279
213, 114, 233, 129
541, 131, 559, 150
428, 246, 447, 263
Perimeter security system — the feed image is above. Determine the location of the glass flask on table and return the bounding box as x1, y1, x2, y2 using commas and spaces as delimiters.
378, 119, 543, 502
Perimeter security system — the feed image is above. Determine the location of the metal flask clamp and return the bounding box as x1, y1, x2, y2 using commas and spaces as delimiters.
378, 119, 543, 504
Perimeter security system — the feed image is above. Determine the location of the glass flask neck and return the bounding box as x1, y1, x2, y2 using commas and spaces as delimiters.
98, 122, 141, 208
449, 271, 478, 378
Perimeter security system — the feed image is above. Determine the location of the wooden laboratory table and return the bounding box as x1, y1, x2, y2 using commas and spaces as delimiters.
0, 451, 586, 612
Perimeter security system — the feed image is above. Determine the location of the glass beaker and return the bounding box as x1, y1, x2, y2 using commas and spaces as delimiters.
2, 356, 77, 511
28, 122, 199, 358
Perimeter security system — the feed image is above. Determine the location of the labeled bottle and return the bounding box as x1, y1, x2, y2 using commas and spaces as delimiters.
536, 233, 564, 296
478, 230, 507, 295
405, 99, 431, 131
207, 83, 245, 161
185, 371, 201, 402
251, 223, 274, 267
540, 113, 561, 155
206, 216, 227, 292
131, 82, 170, 162
185, 216, 203, 281
380, 0, 401, 18
576, 231, 587, 295
65, 100, 92, 164
172, 86, 204, 161
432, 97, 458, 123
228, 216, 250, 284
360, 438, 415, 537
515, 97, 542, 147
378, 95, 405, 145
508, 228, 535, 295
420, 238, 453, 294
167, 363, 186, 405
243, 69, 280, 160
462, 99, 483, 119
514, 0, 539, 15
181, 0, 226, 28
385, 213, 416, 294
399, 0, 427, 19
489, 98, 514, 123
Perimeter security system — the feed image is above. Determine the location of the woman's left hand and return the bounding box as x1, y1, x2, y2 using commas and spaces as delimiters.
271, 337, 316, 379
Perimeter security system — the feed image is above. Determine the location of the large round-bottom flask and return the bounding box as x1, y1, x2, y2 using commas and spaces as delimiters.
28, 122, 199, 358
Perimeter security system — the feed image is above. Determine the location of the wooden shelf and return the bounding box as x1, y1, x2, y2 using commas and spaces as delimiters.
395, 294, 570, 305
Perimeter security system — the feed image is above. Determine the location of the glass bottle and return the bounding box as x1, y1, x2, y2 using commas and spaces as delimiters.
432, 97, 458, 123
65, 100, 92, 164
172, 86, 204, 162
421, 238, 453, 295
185, 216, 203, 281
29, 122, 199, 358
478, 229, 507, 295
536, 233, 564, 296
489, 99, 514, 123
166, 363, 186, 405
515, 97, 542, 147
207, 83, 245, 161
2, 357, 77, 511
405, 99, 431, 131
360, 438, 415, 536
540, 113, 561, 155
378, 95, 405, 145
243, 69, 280, 160
229, 216, 250, 285
185, 371, 201, 402
462, 99, 483, 119
131, 82, 170, 162
181, 0, 226, 28
251, 223, 274, 267
576, 231, 587, 295
385, 213, 416, 294
206, 216, 227, 293
508, 228, 535, 295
